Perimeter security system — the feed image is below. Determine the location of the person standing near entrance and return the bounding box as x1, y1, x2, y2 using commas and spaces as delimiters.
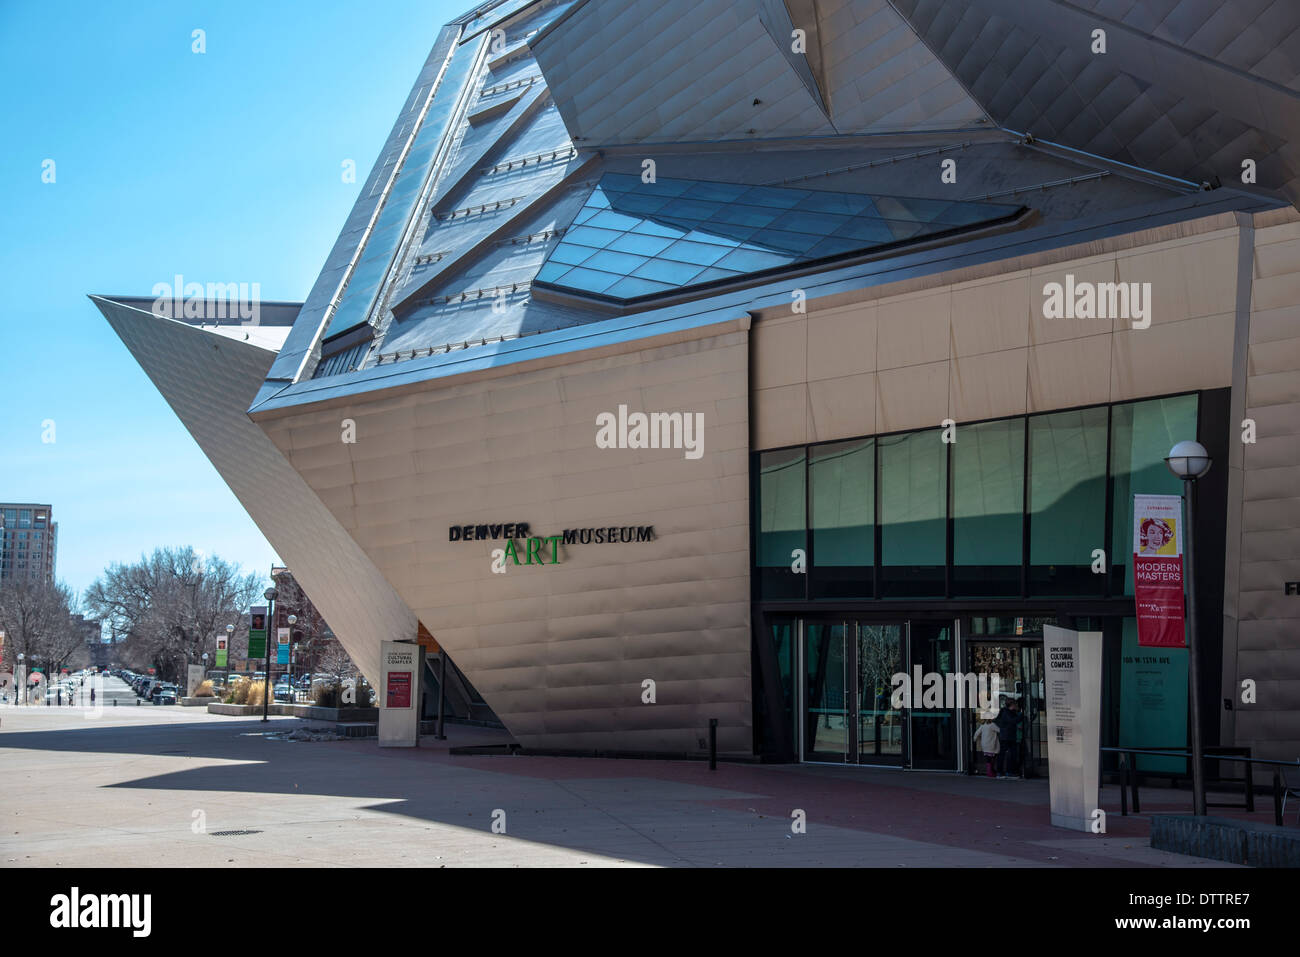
994, 697, 1021, 778
973, 717, 1000, 778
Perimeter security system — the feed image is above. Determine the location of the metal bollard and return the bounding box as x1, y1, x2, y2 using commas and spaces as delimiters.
1274, 770, 1283, 827
1119, 755, 1129, 816
708, 718, 717, 771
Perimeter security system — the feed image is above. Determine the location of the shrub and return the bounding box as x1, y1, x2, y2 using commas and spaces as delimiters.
313, 682, 341, 708
231, 676, 252, 705
246, 680, 267, 709
194, 680, 215, 698
352, 679, 374, 707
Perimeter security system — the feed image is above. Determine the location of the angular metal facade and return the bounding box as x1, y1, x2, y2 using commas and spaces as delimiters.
98, 0, 1300, 760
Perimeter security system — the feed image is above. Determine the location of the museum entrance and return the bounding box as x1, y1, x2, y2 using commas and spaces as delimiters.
799, 618, 957, 769
963, 617, 1051, 777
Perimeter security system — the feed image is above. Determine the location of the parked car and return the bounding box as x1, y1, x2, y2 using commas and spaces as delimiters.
152, 685, 178, 705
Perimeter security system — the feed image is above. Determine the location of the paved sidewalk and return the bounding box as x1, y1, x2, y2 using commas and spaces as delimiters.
0, 705, 1264, 867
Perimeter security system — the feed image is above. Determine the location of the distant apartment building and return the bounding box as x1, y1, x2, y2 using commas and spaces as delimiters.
72, 615, 108, 668
0, 504, 57, 584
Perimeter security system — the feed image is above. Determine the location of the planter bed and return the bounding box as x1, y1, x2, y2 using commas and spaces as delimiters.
290, 705, 380, 722
206, 703, 295, 716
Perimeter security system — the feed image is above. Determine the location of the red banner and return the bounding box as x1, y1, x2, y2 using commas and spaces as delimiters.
1133, 494, 1186, 647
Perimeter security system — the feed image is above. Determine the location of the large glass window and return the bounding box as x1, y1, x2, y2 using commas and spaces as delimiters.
753, 393, 1199, 602
879, 429, 946, 597
809, 439, 873, 598
952, 418, 1024, 596
1028, 408, 1109, 595
1109, 395, 1198, 595
757, 449, 806, 599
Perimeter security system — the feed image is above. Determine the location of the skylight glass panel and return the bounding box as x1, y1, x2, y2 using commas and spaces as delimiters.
536, 175, 1021, 302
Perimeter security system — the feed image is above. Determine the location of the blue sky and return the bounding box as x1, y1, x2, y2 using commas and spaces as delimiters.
0, 0, 462, 597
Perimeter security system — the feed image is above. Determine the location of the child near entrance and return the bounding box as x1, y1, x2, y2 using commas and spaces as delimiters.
973, 715, 1000, 778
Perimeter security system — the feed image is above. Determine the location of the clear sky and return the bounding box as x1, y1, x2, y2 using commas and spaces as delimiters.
0, 0, 463, 598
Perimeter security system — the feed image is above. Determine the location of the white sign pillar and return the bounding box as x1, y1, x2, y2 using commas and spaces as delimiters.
378, 641, 422, 748
1044, 625, 1103, 831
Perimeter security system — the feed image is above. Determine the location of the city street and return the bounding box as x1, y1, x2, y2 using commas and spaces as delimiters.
0, 697, 1249, 868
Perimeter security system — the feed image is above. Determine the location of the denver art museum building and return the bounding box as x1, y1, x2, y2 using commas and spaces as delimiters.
95, 0, 1300, 773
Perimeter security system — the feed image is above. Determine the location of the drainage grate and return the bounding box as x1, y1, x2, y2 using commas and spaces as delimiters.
210, 829, 262, 837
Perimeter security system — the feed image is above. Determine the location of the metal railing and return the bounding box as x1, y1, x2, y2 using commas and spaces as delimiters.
1102, 746, 1300, 827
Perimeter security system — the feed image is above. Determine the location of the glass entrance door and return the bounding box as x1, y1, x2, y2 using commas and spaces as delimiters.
907, 621, 958, 770
803, 621, 850, 761
857, 623, 905, 765
1021, 643, 1047, 776
801, 619, 907, 765
965, 640, 1048, 777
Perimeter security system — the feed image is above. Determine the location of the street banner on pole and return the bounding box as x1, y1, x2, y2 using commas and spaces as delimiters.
1132, 494, 1186, 647
277, 627, 290, 665
215, 637, 228, 668
247, 606, 267, 659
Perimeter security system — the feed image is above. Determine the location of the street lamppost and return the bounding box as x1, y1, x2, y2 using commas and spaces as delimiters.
17, 652, 24, 706
1165, 439, 1212, 817
225, 623, 235, 677
287, 615, 297, 702
262, 587, 278, 723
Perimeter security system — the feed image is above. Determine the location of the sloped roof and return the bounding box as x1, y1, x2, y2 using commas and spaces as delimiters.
210, 0, 1295, 415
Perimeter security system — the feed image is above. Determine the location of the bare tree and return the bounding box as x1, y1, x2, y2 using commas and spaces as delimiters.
0, 580, 77, 694
313, 636, 357, 681
83, 547, 262, 683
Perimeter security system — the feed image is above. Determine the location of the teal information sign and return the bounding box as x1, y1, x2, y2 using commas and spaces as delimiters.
1118, 617, 1188, 773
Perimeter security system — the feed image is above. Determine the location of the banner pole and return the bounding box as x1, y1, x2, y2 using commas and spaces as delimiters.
1183, 478, 1206, 816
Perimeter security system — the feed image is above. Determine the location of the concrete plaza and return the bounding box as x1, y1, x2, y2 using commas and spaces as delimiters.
0, 681, 1260, 868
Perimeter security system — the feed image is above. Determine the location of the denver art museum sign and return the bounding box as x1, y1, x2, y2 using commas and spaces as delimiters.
448, 520, 655, 566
